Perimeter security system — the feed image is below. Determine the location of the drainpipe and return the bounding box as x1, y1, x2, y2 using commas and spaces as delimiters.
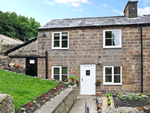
140, 25, 143, 93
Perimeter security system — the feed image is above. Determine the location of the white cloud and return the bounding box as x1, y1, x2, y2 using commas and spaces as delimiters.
71, 2, 80, 7
79, 9, 83, 11
113, 10, 124, 15
45, 0, 91, 7
44, 0, 55, 5
103, 4, 107, 8
73, 8, 83, 11
138, 7, 150, 16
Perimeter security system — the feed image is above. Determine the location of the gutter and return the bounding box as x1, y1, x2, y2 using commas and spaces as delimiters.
140, 25, 143, 93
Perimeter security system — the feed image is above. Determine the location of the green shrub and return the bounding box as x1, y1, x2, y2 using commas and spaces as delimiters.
109, 93, 112, 96
129, 97, 133, 100
107, 101, 111, 106
105, 94, 110, 98
128, 93, 132, 97
117, 93, 121, 96
146, 93, 150, 96
139, 93, 142, 96
107, 98, 110, 101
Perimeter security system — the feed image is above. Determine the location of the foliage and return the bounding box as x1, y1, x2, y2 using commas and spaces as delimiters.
134, 95, 138, 100
0, 69, 57, 110
128, 93, 132, 97
128, 97, 133, 100
0, 10, 41, 41
109, 93, 112, 96
107, 101, 111, 106
107, 98, 110, 101
138, 96, 143, 100
117, 93, 121, 96
105, 94, 110, 98
69, 76, 78, 81
120, 95, 126, 100
149, 100, 150, 103
96, 80, 101, 86
139, 93, 143, 96
146, 93, 150, 96
115, 97, 118, 99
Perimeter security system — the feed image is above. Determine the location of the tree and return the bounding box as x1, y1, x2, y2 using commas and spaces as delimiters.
0, 10, 41, 41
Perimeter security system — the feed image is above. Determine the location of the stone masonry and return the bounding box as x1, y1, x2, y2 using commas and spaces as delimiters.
37, 25, 150, 93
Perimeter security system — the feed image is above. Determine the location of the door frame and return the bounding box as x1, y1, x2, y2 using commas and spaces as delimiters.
26, 57, 38, 77
80, 64, 96, 95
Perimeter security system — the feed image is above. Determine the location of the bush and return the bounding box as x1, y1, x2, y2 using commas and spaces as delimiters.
109, 93, 112, 96
117, 93, 121, 96
107, 101, 111, 106
139, 93, 142, 96
107, 98, 110, 101
105, 94, 110, 98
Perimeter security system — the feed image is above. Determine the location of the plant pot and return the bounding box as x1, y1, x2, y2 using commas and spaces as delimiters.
14, 65, 20, 68
20, 66, 23, 68
68, 78, 74, 82
96, 92, 101, 96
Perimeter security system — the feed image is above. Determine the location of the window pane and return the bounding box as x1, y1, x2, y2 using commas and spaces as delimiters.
54, 41, 60, 47
105, 39, 112, 46
62, 32, 68, 39
62, 41, 68, 48
54, 33, 60, 40
54, 68, 59, 74
62, 32, 68, 36
113, 38, 120, 46
114, 67, 120, 74
114, 75, 120, 83
62, 75, 68, 82
62, 67, 68, 74
105, 67, 112, 74
54, 75, 59, 80
86, 70, 90, 76
112, 31, 120, 38
105, 31, 112, 38
105, 75, 112, 82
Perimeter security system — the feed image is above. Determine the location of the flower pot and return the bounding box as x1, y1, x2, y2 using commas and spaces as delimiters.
14, 65, 20, 68
20, 66, 23, 68
96, 92, 101, 96
68, 78, 74, 82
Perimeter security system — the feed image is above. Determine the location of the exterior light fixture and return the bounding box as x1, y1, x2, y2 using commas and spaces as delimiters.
42, 32, 46, 37
99, 56, 101, 64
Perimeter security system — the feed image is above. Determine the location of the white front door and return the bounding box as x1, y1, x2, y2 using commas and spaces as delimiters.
80, 64, 96, 95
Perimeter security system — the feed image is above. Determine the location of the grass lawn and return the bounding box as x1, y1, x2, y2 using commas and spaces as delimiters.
0, 69, 58, 110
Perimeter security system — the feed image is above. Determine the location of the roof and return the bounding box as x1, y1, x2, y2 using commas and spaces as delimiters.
38, 15, 150, 30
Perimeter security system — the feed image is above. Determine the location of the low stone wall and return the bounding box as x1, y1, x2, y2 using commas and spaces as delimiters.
0, 93, 15, 113
0, 56, 9, 69
53, 85, 78, 113
35, 85, 78, 113
3, 67, 26, 74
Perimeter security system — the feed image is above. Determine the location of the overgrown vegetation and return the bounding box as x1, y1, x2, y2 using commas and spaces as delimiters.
0, 70, 57, 110
0, 10, 41, 41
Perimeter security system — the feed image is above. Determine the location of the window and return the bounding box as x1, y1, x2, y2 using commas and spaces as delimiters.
103, 30, 122, 48
103, 66, 122, 85
86, 70, 90, 76
52, 32, 69, 49
52, 66, 68, 82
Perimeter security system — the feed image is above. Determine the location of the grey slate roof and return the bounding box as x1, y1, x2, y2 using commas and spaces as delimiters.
38, 16, 150, 29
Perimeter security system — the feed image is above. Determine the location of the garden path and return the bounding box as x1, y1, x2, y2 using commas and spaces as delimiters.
69, 95, 97, 113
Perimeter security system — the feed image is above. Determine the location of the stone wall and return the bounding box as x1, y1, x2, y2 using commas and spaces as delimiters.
0, 93, 15, 113
0, 34, 23, 44
0, 56, 9, 69
37, 25, 150, 93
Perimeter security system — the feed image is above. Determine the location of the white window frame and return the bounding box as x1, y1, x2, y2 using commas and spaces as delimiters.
52, 66, 69, 81
103, 66, 122, 85
103, 29, 122, 48
52, 32, 69, 49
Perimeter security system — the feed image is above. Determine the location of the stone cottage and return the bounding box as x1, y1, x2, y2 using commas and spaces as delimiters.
5, 0, 150, 95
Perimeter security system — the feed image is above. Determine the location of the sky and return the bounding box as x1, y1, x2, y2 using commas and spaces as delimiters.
0, 0, 150, 26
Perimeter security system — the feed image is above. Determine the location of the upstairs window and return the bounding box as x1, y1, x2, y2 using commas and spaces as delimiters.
103, 30, 122, 48
52, 32, 69, 49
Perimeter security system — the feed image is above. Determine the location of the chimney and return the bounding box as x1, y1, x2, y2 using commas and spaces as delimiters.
124, 0, 138, 18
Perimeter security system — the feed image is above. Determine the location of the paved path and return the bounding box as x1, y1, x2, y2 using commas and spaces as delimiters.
69, 95, 97, 113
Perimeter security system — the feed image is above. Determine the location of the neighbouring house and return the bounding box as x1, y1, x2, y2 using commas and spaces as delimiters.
5, 0, 150, 94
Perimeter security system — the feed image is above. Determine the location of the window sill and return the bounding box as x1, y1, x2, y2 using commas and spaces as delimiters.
103, 83, 122, 86
52, 48, 69, 50
103, 46, 122, 49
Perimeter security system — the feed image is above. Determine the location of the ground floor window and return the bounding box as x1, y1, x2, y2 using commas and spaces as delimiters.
52, 66, 68, 82
103, 66, 122, 85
